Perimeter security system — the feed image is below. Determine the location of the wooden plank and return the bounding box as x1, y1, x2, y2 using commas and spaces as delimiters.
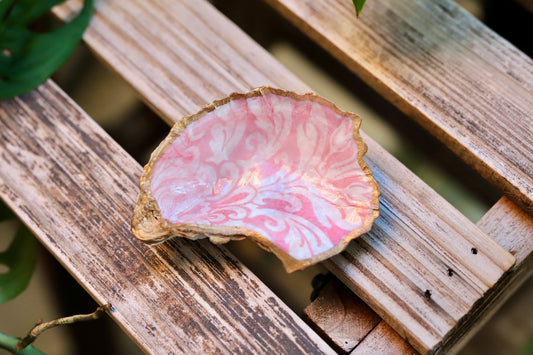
325, 141, 516, 354
54, 0, 308, 125
304, 282, 417, 355
302, 278, 382, 353
302, 276, 415, 354
351, 321, 416, 355
53, 0, 516, 353
446, 197, 533, 353
478, 197, 533, 267
309, 197, 532, 354
0, 81, 334, 354
264, 0, 533, 215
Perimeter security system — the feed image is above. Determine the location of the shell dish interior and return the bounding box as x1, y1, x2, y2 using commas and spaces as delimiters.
131, 87, 380, 272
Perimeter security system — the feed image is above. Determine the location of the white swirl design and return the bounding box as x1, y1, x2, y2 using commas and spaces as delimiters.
151, 94, 376, 260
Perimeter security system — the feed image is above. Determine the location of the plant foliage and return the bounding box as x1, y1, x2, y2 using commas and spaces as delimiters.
0, 201, 38, 304
0, 332, 45, 355
0, 222, 38, 304
352, 0, 367, 16
0, 0, 94, 99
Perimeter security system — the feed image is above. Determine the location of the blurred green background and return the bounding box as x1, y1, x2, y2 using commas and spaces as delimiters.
0, 0, 531, 354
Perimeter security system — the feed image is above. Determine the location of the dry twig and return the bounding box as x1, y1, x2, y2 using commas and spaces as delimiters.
16, 304, 112, 353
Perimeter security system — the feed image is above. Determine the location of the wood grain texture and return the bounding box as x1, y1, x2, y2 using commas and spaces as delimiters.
351, 321, 416, 355
478, 197, 533, 267
52, 0, 516, 353
0, 81, 334, 354
303, 278, 382, 353
265, 0, 533, 215
447, 197, 533, 353
315, 197, 532, 355
54, 0, 308, 125
325, 142, 516, 354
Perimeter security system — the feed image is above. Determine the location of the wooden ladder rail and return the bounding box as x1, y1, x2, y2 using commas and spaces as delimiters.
304, 196, 533, 354
262, 0, 533, 352
54, 0, 517, 352
54, 2, 524, 354
0, 0, 526, 354
265, 0, 533, 216
0, 80, 334, 354
54, 0, 521, 353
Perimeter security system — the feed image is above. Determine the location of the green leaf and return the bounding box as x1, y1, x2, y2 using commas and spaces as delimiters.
0, 332, 45, 355
352, 0, 367, 17
0, 1, 17, 23
0, 225, 38, 303
521, 340, 533, 355
0, 0, 94, 99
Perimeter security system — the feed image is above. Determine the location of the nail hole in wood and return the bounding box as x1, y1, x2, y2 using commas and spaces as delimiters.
424, 289, 432, 299
471, 247, 478, 255
447, 268, 454, 277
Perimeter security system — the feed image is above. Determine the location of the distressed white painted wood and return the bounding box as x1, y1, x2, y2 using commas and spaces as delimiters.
265, 0, 533, 215
52, 1, 516, 353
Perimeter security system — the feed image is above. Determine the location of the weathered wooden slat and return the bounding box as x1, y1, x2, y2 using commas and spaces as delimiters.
264, 0, 533, 215
53, 0, 516, 353
303, 280, 417, 354
478, 197, 533, 267
305, 197, 532, 354
447, 197, 533, 353
55, 0, 308, 125
302, 278, 382, 353
351, 321, 416, 355
325, 140, 515, 354
303, 277, 416, 354
0, 81, 334, 354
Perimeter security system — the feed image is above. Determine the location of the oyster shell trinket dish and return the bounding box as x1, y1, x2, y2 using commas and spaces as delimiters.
131, 87, 379, 272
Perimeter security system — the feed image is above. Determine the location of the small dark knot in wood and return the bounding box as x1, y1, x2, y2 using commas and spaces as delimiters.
471, 247, 478, 255
424, 289, 432, 299
447, 268, 454, 277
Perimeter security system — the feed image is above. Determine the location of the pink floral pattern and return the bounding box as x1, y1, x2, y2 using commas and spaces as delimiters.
151, 94, 376, 260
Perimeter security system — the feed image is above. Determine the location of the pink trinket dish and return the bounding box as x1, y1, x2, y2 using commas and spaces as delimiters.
131, 87, 380, 272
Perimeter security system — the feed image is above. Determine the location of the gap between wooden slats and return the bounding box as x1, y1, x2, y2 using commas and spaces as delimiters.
265, 0, 533, 215
53, 0, 515, 353
0, 82, 335, 355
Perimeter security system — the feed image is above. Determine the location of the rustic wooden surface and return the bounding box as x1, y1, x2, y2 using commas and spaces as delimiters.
325, 143, 515, 354
265, 0, 533, 215
449, 197, 533, 353
55, 0, 308, 125
479, 197, 533, 267
302, 279, 382, 353
351, 321, 417, 355
50, 0, 519, 353
305, 197, 532, 354
0, 82, 335, 354
304, 282, 417, 355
